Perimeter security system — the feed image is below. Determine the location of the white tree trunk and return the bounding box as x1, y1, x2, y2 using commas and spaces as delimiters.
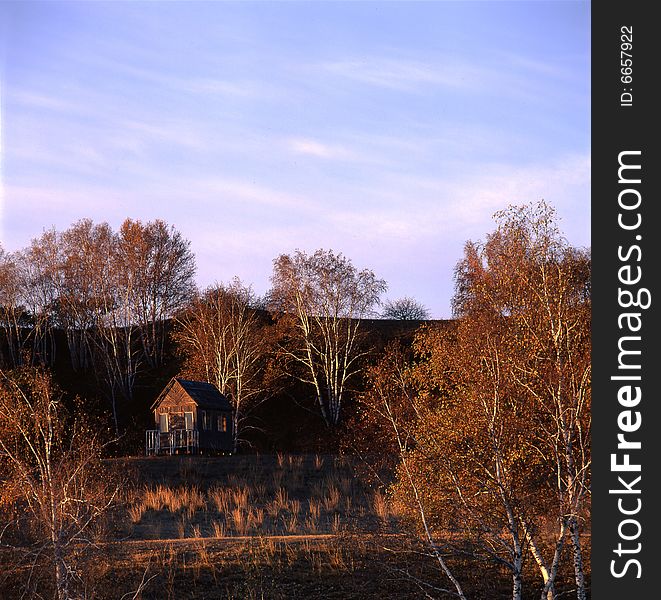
569, 517, 587, 600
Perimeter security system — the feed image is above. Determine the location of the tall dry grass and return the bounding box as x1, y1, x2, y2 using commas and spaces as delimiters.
124, 454, 400, 539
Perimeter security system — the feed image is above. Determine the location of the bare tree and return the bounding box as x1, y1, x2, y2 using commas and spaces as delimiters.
174, 278, 271, 452
381, 296, 430, 320
0, 368, 119, 600
269, 249, 387, 427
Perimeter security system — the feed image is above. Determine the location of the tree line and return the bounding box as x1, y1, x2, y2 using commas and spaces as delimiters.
1, 221, 410, 445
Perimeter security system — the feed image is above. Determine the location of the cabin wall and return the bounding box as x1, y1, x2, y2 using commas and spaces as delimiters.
154, 389, 198, 429
197, 407, 233, 452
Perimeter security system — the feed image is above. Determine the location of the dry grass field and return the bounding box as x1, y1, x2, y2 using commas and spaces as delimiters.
117, 454, 398, 541
1, 454, 584, 599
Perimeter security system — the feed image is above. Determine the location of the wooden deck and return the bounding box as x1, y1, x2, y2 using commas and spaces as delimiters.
145, 429, 199, 455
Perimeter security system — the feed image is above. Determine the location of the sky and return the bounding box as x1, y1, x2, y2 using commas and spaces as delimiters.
0, 1, 590, 319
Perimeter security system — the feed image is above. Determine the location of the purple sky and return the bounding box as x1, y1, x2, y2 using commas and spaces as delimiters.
0, 1, 590, 318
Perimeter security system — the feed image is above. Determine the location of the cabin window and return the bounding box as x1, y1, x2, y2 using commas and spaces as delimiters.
218, 414, 228, 432
159, 413, 169, 433
184, 412, 194, 431
200, 410, 210, 431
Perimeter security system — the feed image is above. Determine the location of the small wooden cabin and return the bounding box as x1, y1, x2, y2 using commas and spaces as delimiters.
145, 378, 233, 455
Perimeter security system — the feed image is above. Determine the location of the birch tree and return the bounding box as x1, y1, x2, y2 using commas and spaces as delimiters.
269, 249, 387, 427
174, 279, 270, 451
358, 341, 468, 600
119, 219, 196, 368
58, 219, 106, 371
2, 232, 79, 369
452, 201, 591, 599
361, 329, 537, 600
359, 201, 590, 600
0, 368, 119, 600
0, 246, 29, 368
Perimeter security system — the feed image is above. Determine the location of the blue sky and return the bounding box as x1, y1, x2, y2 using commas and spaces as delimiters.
0, 1, 590, 318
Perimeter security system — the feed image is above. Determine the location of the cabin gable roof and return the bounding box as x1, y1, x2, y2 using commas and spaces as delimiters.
151, 378, 232, 412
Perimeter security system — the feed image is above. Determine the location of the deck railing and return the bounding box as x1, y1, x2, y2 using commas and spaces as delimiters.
145, 429, 199, 455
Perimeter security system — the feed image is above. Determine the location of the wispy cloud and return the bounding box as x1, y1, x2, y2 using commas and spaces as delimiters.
318, 51, 588, 109
71, 54, 273, 101
324, 152, 591, 244
440, 153, 591, 231
320, 57, 482, 92
1, 183, 130, 248
118, 119, 208, 151
286, 137, 355, 160
190, 177, 321, 214
176, 77, 263, 98
6, 89, 83, 113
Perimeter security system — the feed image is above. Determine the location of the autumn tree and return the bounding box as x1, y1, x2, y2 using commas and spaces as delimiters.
57, 219, 111, 371
19, 230, 65, 366
0, 234, 61, 368
357, 339, 469, 600
119, 219, 196, 368
269, 249, 387, 427
174, 278, 271, 451
381, 296, 430, 320
2, 219, 197, 434
0, 368, 119, 600
360, 201, 590, 600
0, 246, 29, 368
360, 326, 536, 600
453, 201, 591, 599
